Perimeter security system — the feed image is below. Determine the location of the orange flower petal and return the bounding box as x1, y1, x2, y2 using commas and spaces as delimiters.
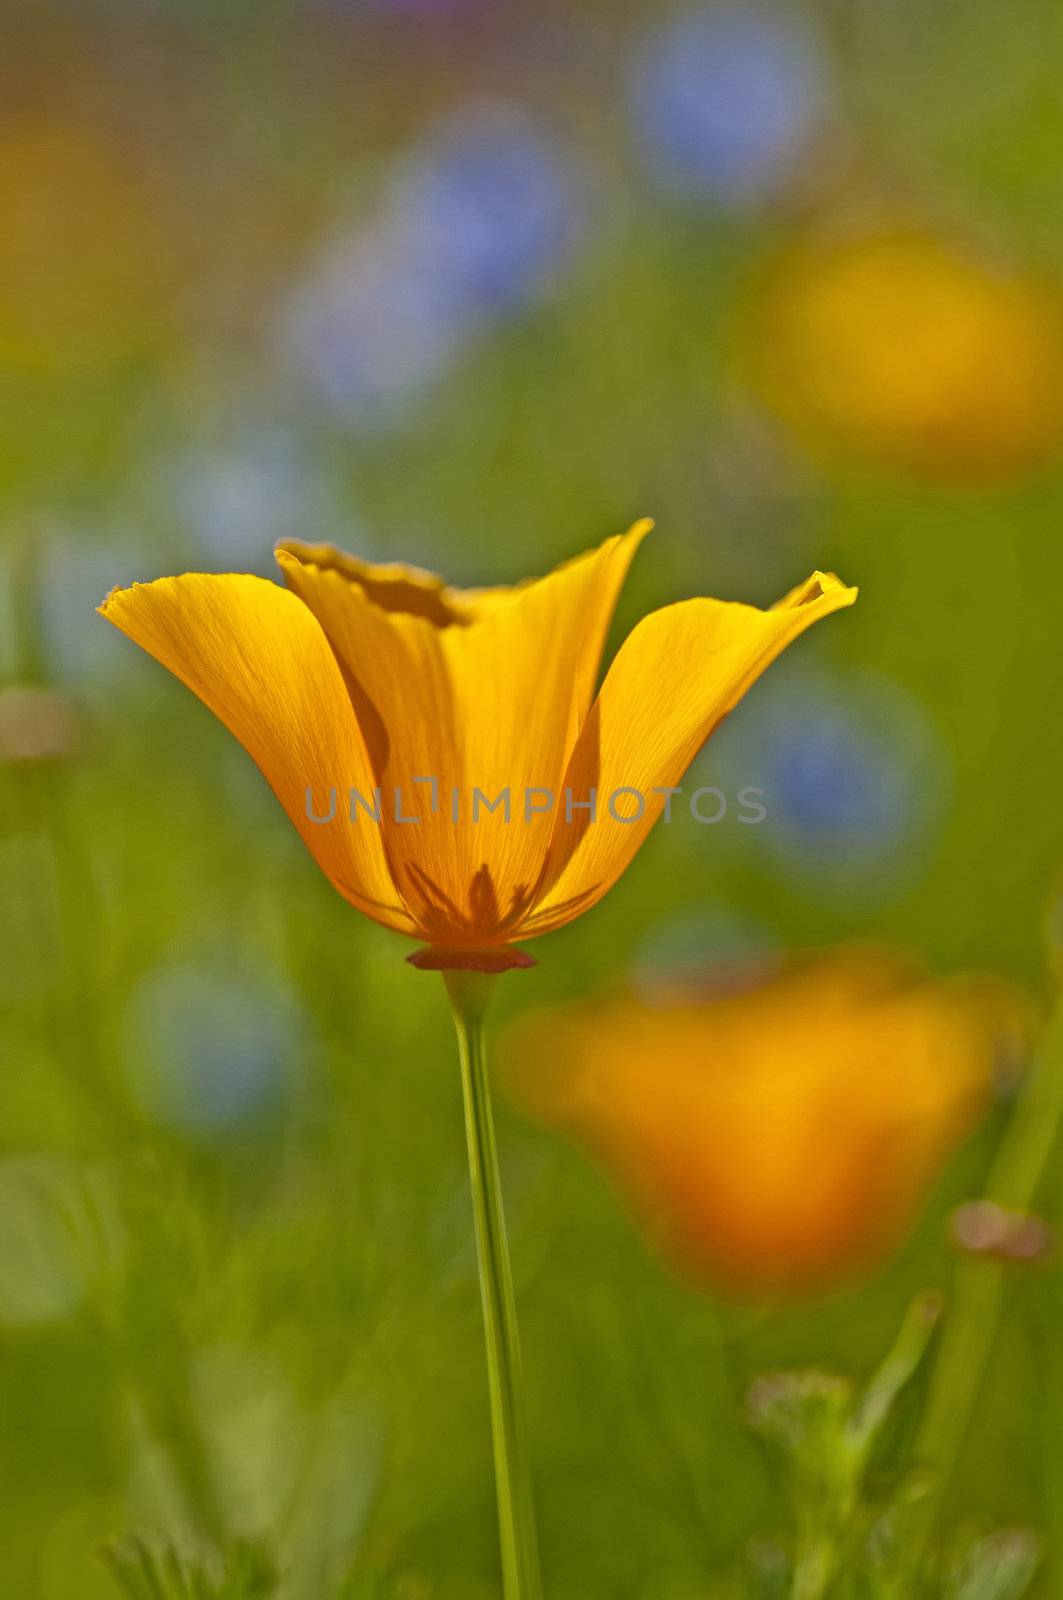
276, 523, 650, 945
99, 573, 411, 932
525, 572, 857, 936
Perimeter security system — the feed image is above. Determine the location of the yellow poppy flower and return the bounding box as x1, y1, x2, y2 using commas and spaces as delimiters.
503, 949, 1026, 1297
99, 527, 855, 967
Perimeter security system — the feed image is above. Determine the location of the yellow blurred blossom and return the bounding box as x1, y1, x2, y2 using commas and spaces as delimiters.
0, 112, 172, 376
743, 227, 1063, 483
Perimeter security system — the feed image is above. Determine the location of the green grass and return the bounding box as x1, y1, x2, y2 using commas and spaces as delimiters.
4, 0, 1063, 1591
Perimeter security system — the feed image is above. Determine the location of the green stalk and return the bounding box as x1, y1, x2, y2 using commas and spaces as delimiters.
914, 993, 1063, 1552
445, 971, 543, 1600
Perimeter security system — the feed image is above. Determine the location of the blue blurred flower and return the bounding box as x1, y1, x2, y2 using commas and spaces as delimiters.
395, 106, 582, 315
284, 225, 467, 427
123, 963, 304, 1138
714, 666, 948, 893
631, 4, 828, 203
153, 419, 353, 571
283, 105, 584, 429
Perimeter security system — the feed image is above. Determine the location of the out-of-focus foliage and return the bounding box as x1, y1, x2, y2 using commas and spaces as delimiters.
3, 0, 1063, 1595
104, 1537, 277, 1600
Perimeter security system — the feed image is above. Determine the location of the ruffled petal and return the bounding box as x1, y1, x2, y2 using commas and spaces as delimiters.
276, 523, 650, 945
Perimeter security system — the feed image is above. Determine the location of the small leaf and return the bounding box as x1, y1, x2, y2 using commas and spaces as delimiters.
945, 1530, 1040, 1600
745, 1537, 790, 1599
848, 1292, 944, 1463
747, 1371, 854, 1461
744, 1295, 947, 1600
102, 1535, 277, 1600
747, 1370, 857, 1525
858, 1474, 935, 1598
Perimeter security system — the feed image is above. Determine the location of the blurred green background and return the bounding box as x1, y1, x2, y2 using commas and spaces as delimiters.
3, 0, 1063, 1594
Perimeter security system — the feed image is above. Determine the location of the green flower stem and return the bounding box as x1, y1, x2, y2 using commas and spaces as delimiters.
914, 993, 1063, 1549
445, 971, 543, 1600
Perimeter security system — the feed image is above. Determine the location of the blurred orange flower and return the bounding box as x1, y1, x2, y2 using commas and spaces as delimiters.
743, 227, 1063, 483
99, 529, 854, 969
503, 949, 1026, 1297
